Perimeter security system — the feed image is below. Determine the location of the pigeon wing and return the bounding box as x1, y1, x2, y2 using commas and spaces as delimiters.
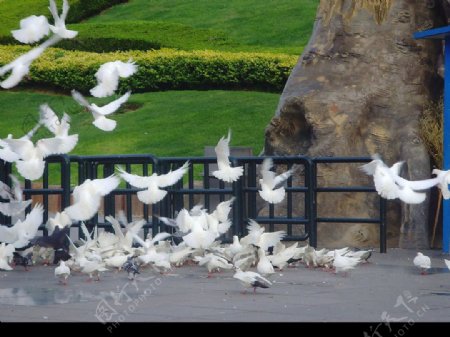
157, 161, 189, 188
96, 91, 131, 115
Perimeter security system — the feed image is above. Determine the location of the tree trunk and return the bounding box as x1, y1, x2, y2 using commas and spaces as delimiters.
264, 0, 444, 249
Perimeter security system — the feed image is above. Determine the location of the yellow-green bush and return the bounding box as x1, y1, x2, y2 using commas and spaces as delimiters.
0, 45, 297, 92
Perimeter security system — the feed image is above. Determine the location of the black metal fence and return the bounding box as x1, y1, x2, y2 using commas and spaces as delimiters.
0, 154, 387, 252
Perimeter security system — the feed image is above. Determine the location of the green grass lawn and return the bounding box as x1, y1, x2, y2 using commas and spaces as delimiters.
0, 89, 279, 157
74, 0, 319, 54
0, 0, 49, 37
1, 0, 318, 55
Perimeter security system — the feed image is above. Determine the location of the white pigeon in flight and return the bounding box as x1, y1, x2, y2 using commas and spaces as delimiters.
90, 60, 138, 98
11, 15, 50, 44
48, 0, 78, 39
3, 125, 67, 181
392, 168, 450, 200
0, 174, 32, 217
360, 155, 426, 204
240, 219, 286, 251
71, 89, 131, 131
0, 135, 21, 163
117, 161, 190, 204
0, 204, 44, 248
39, 104, 78, 154
212, 129, 244, 183
64, 175, 120, 221
258, 158, 294, 204
413, 252, 431, 275
0, 33, 62, 89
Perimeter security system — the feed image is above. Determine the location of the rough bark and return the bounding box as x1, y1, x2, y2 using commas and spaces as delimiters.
264, 0, 443, 249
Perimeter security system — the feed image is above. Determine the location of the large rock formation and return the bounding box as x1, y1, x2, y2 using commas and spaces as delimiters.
264, 0, 444, 249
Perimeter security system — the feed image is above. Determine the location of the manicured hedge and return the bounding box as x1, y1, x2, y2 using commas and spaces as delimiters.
0, 45, 297, 92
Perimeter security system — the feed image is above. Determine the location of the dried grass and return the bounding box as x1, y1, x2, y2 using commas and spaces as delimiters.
419, 97, 443, 167
320, 0, 393, 25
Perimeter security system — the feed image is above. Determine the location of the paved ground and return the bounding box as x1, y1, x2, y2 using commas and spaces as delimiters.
0, 248, 449, 326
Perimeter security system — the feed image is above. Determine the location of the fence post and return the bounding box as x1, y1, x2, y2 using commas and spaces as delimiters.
309, 158, 317, 248
61, 155, 71, 209
231, 157, 244, 238
380, 197, 387, 253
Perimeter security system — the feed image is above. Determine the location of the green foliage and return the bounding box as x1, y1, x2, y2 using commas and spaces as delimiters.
59, 21, 242, 52
0, 1, 317, 55
0, 90, 279, 157
0, 0, 128, 37
66, 0, 129, 23
84, 0, 319, 55
0, 45, 297, 92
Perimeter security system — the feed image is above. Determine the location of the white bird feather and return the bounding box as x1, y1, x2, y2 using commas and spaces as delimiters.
71, 90, 131, 132
11, 15, 50, 44
117, 161, 189, 204
90, 60, 138, 97
64, 175, 120, 221
258, 158, 293, 204
48, 0, 78, 39
212, 129, 244, 183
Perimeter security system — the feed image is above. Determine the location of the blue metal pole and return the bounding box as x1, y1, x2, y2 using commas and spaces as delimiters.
443, 36, 450, 253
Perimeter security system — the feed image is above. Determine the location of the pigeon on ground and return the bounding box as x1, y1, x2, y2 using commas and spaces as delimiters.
54, 260, 70, 285
256, 248, 275, 277
333, 250, 361, 275
233, 267, 272, 294
212, 129, 244, 183
195, 253, 233, 277
71, 90, 131, 132
48, 0, 78, 39
117, 161, 189, 204
12, 251, 33, 271
64, 175, 120, 221
413, 252, 431, 275
122, 256, 140, 280
90, 60, 138, 98
31, 226, 71, 264
258, 158, 294, 204
79, 257, 108, 282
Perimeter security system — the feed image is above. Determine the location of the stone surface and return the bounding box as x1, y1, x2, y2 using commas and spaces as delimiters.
265, 0, 444, 249
0, 248, 449, 323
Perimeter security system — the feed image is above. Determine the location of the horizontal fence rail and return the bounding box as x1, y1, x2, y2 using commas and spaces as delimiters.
0, 154, 387, 252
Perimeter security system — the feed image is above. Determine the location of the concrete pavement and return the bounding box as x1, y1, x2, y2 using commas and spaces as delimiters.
0, 248, 449, 325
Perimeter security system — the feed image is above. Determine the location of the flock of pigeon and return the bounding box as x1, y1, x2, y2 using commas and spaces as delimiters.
1, 1, 449, 294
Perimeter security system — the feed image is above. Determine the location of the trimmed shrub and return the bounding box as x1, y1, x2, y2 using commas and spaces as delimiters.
0, 45, 297, 93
